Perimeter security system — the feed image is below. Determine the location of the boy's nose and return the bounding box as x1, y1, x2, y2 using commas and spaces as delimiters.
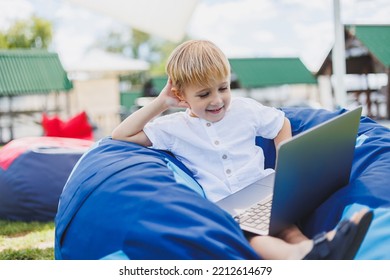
210, 93, 222, 105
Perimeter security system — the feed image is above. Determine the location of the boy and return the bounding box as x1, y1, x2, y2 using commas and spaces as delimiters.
112, 40, 372, 259
113, 40, 291, 202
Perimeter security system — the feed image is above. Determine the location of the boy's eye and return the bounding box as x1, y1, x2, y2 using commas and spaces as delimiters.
219, 87, 228, 92
198, 92, 209, 98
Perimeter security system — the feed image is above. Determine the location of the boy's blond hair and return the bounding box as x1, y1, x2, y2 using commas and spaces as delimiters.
166, 40, 231, 93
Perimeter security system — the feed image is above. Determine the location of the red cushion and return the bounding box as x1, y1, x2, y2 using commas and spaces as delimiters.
42, 112, 93, 140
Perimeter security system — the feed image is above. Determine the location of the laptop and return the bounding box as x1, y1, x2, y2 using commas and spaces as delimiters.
216, 106, 362, 236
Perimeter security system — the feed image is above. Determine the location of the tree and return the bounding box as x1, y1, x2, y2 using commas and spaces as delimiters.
0, 16, 53, 49
131, 29, 151, 59
149, 38, 191, 75
94, 28, 151, 59
93, 26, 192, 76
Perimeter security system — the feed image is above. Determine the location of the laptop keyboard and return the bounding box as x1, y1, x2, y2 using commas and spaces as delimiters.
234, 198, 272, 231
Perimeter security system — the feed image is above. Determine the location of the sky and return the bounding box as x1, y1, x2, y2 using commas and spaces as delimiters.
0, 0, 389, 72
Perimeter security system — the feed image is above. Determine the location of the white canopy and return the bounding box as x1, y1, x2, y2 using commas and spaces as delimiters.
64, 49, 149, 78
66, 0, 199, 42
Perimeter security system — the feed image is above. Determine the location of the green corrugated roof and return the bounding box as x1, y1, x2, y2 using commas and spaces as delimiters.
229, 57, 317, 88
353, 25, 390, 67
151, 58, 316, 91
0, 50, 73, 96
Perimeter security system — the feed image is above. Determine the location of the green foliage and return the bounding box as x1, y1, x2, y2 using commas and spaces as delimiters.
93, 28, 152, 59
94, 26, 192, 76
131, 29, 151, 59
149, 40, 183, 75
0, 33, 7, 48
0, 15, 53, 49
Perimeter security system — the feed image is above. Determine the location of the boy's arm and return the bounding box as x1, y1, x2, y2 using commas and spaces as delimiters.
111, 79, 188, 147
274, 117, 292, 152
111, 96, 169, 146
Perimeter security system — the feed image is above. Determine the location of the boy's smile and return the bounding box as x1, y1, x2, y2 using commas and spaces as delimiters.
206, 106, 224, 114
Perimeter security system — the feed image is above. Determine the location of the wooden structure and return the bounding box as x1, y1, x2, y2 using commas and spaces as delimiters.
317, 25, 390, 119
0, 50, 72, 144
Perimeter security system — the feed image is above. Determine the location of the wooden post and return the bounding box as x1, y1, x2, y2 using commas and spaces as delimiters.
332, 0, 347, 109
66, 91, 71, 117
387, 68, 390, 119
8, 96, 14, 141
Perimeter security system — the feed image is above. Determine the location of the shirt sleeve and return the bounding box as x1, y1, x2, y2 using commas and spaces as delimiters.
244, 98, 285, 139
143, 116, 175, 150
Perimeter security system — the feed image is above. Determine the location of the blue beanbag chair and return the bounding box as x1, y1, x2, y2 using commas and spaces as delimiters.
55, 139, 258, 260
0, 137, 93, 221
55, 107, 390, 259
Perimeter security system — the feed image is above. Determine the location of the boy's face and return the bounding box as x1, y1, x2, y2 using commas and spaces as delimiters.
181, 77, 231, 123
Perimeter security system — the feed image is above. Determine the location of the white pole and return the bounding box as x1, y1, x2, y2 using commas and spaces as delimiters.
332, 0, 347, 108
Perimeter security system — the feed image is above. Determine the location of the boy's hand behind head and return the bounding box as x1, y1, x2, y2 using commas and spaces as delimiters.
160, 79, 189, 109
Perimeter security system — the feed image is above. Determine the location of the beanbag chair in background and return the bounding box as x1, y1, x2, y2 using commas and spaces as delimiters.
0, 137, 94, 221
42, 111, 94, 140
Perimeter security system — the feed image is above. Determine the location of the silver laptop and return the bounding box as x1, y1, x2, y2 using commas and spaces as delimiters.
216, 106, 362, 236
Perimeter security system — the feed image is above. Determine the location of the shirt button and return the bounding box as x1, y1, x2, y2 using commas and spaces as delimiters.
206, 123, 211, 127
222, 154, 228, 159
214, 140, 220, 145
226, 169, 231, 174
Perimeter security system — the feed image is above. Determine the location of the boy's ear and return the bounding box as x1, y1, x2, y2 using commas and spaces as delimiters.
172, 87, 190, 108
172, 87, 185, 101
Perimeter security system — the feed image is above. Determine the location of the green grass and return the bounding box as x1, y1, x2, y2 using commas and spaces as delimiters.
0, 220, 55, 260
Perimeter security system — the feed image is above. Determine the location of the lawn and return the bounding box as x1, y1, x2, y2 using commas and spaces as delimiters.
0, 220, 55, 260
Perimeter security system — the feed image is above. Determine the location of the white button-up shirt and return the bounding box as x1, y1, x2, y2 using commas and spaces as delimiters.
144, 97, 285, 202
